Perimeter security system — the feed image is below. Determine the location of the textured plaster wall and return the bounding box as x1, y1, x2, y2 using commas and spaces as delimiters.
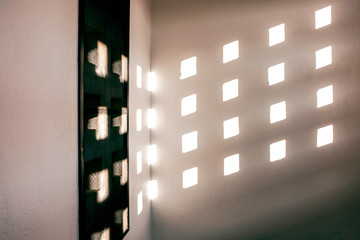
0, 0, 79, 239
150, 0, 360, 239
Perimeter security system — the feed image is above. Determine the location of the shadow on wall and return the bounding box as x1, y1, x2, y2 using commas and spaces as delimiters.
150, 0, 360, 239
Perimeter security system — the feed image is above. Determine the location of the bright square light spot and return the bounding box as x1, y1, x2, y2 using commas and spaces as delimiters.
137, 191, 143, 215
120, 108, 128, 135
315, 6, 331, 29
181, 94, 197, 116
136, 109, 142, 131
224, 154, 239, 176
268, 62, 285, 86
97, 169, 109, 203
148, 180, 158, 200
183, 167, 198, 188
269, 23, 285, 46
270, 140, 286, 162
317, 85, 333, 108
95, 41, 108, 77
91, 228, 110, 240
121, 55, 128, 83
223, 40, 239, 63
222, 79, 238, 102
137, 151, 142, 174
316, 46, 332, 69
136, 65, 142, 88
180, 57, 197, 80
148, 72, 156, 92
147, 108, 156, 129
317, 125, 333, 147
182, 131, 198, 153
148, 145, 157, 165
270, 101, 286, 123
87, 106, 109, 140
223, 117, 239, 139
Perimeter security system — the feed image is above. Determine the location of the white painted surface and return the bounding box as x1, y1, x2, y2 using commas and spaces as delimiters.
127, 0, 152, 239
150, 0, 360, 239
0, 0, 78, 239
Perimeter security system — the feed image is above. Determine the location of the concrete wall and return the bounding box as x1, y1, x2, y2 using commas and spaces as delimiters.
0, 0, 151, 239
150, 0, 360, 239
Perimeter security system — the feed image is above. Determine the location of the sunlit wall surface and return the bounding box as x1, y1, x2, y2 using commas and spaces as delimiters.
150, 0, 360, 239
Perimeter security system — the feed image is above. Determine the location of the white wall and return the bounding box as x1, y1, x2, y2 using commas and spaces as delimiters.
0, 0, 152, 239
0, 0, 78, 239
127, 0, 152, 239
150, 0, 360, 239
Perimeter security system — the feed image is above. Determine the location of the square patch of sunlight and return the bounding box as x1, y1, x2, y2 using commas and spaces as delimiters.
223, 40, 239, 63
96, 41, 108, 78
223, 117, 239, 139
147, 108, 156, 129
148, 180, 158, 200
268, 62, 285, 86
317, 125, 333, 147
137, 151, 142, 174
269, 24, 285, 46
222, 79, 238, 102
137, 65, 142, 88
316, 46, 332, 69
183, 167, 198, 188
136, 109, 142, 131
317, 85, 333, 108
148, 145, 157, 165
270, 101, 287, 123
270, 139, 286, 162
224, 154, 240, 176
137, 191, 143, 215
91, 228, 110, 240
182, 131, 198, 153
181, 94, 197, 116
148, 72, 156, 92
315, 6, 331, 29
180, 57, 197, 79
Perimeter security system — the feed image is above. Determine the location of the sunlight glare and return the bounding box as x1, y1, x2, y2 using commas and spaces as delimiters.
148, 145, 157, 165
315, 6, 331, 29
269, 24, 285, 46
223, 117, 239, 139
148, 72, 156, 92
317, 85, 333, 108
95, 41, 108, 77
316, 46, 332, 69
180, 57, 197, 79
137, 65, 142, 88
148, 180, 158, 200
147, 108, 156, 129
270, 140, 286, 162
222, 79, 238, 102
317, 125, 333, 147
183, 167, 198, 188
270, 101, 286, 123
182, 131, 198, 153
137, 191, 143, 215
224, 154, 240, 176
268, 62, 285, 86
223, 40, 239, 63
181, 94, 197, 116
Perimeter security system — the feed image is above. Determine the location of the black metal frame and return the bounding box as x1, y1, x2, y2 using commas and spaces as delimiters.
78, 0, 130, 239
